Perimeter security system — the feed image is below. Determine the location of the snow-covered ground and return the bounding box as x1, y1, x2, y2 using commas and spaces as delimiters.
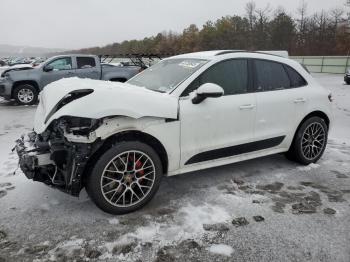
0, 74, 349, 262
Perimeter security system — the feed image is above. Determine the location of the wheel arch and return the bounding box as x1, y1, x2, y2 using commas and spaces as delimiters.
291, 110, 330, 147
84, 130, 169, 182
298, 111, 330, 129
12, 80, 40, 98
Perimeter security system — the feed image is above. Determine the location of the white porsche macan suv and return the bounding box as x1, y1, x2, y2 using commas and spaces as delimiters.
15, 51, 333, 214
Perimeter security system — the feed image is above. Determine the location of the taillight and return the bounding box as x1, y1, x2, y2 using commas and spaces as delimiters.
328, 93, 333, 102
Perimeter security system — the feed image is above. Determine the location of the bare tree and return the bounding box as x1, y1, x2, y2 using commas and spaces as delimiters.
254, 4, 271, 49
296, 0, 308, 32
245, 1, 256, 31
330, 8, 345, 28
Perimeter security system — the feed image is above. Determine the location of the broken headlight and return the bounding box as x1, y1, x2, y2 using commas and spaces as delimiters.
57, 116, 101, 136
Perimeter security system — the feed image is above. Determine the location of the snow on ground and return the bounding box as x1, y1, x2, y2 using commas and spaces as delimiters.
0, 74, 350, 262
207, 244, 234, 257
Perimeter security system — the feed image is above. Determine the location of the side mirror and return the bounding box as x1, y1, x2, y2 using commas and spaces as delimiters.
43, 65, 54, 72
192, 83, 224, 104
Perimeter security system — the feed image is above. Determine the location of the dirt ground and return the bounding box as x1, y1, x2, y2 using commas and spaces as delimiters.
0, 74, 349, 262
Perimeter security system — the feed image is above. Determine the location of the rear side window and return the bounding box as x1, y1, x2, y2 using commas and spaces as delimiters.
284, 65, 307, 87
77, 57, 96, 69
254, 60, 290, 91
183, 59, 248, 96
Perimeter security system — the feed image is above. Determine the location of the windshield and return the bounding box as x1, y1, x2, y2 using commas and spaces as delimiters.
127, 58, 207, 92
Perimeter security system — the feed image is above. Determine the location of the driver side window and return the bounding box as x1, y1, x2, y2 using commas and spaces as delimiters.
47, 57, 72, 71
182, 59, 248, 96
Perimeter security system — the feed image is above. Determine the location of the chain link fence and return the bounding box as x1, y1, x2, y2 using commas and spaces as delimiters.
291, 56, 350, 74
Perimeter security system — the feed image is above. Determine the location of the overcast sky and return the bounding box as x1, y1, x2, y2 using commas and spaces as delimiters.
0, 0, 347, 49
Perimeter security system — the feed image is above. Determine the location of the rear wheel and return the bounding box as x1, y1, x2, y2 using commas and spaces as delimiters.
287, 116, 328, 165
86, 141, 163, 214
346, 80, 350, 85
13, 84, 38, 105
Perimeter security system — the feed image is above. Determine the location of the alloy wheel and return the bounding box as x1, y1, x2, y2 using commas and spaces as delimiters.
301, 122, 326, 160
17, 88, 34, 104
100, 150, 155, 207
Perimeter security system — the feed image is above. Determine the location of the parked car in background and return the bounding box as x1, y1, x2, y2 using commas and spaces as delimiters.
15, 50, 333, 214
31, 57, 46, 67
345, 68, 350, 85
0, 54, 142, 105
7, 57, 32, 66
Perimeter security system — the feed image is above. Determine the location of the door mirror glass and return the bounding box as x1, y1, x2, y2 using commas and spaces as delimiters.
43, 65, 54, 72
192, 83, 224, 104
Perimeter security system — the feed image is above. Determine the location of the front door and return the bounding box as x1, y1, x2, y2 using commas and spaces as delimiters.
179, 59, 256, 167
40, 57, 76, 87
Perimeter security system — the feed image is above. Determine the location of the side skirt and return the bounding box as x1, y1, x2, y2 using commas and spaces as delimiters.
168, 147, 288, 177
185, 136, 285, 165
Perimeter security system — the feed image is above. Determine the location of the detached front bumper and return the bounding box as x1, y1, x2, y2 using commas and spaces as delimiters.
14, 130, 98, 196
15, 132, 52, 180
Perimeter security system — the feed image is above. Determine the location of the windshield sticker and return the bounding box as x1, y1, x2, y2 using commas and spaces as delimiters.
179, 61, 202, 69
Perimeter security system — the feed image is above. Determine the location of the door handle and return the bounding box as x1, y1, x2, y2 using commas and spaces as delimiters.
294, 98, 306, 103
239, 104, 255, 110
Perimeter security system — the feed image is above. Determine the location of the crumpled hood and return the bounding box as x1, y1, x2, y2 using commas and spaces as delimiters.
34, 77, 178, 133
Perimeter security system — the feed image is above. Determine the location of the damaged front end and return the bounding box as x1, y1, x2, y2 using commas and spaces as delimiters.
15, 117, 103, 196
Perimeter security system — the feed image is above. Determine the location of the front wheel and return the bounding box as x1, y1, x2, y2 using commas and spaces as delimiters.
86, 141, 163, 214
287, 116, 328, 165
13, 84, 38, 105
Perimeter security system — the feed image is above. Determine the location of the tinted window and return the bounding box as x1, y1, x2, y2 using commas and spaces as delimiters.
254, 60, 290, 91
128, 59, 207, 93
284, 65, 307, 87
48, 57, 72, 71
77, 57, 96, 69
183, 59, 248, 96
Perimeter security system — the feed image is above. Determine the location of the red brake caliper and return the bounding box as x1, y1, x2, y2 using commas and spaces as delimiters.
135, 160, 144, 182
136, 160, 144, 174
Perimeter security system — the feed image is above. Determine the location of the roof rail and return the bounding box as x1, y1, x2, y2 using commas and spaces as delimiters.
215, 50, 289, 58
215, 50, 245, 56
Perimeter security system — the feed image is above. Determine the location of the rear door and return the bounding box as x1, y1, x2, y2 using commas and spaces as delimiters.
40, 57, 75, 87
253, 59, 299, 145
179, 59, 256, 166
75, 56, 100, 80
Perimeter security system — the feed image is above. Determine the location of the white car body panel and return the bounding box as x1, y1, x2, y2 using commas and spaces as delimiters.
179, 92, 256, 166
61, 116, 182, 173
32, 51, 333, 177
34, 77, 178, 134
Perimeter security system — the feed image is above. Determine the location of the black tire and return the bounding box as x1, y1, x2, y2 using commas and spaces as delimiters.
13, 84, 38, 105
86, 141, 163, 214
346, 80, 350, 85
287, 116, 328, 165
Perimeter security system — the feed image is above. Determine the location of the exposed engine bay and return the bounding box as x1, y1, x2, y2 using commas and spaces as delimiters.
15, 117, 103, 196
